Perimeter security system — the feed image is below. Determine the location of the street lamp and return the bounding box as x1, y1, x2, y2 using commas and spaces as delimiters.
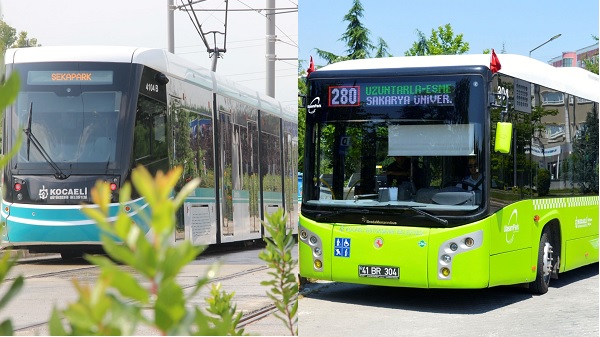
529, 34, 562, 57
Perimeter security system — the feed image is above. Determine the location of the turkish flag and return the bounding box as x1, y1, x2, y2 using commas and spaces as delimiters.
307, 56, 315, 75
490, 49, 501, 74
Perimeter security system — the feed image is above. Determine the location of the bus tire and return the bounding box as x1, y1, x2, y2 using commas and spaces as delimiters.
529, 228, 553, 295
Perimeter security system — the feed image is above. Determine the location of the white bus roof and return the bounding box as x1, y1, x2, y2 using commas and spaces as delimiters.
5, 46, 296, 122
316, 54, 600, 103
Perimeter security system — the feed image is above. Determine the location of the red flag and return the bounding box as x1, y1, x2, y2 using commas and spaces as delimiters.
307, 56, 315, 75
490, 49, 501, 74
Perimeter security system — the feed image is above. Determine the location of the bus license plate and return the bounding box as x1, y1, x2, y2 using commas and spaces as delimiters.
358, 265, 399, 279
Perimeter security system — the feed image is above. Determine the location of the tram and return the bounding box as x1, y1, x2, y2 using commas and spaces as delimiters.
1, 46, 298, 258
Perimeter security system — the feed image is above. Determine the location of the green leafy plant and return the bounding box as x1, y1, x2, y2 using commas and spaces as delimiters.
259, 209, 298, 336
48, 166, 246, 336
0, 72, 23, 336
537, 168, 551, 197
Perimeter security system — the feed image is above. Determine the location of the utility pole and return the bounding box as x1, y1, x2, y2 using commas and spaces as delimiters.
167, 0, 175, 53
265, 0, 276, 98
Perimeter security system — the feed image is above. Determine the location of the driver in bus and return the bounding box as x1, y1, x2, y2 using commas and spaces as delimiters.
385, 156, 410, 187
458, 157, 483, 191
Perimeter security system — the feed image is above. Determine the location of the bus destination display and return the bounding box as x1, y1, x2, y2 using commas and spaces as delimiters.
328, 82, 455, 107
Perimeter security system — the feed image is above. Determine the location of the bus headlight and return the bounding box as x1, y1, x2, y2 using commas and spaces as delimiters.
464, 237, 475, 247
309, 236, 318, 245
314, 247, 322, 256
441, 254, 451, 263
438, 230, 483, 281
314, 259, 323, 269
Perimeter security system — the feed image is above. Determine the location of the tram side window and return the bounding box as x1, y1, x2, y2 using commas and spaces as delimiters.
133, 95, 168, 174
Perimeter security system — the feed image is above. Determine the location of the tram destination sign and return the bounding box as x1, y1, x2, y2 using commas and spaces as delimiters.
328, 82, 455, 107
27, 71, 114, 85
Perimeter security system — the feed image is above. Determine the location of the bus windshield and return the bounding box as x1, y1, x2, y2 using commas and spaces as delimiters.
11, 63, 129, 169
303, 74, 487, 220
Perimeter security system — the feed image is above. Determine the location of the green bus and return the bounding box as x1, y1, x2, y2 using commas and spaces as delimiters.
299, 53, 598, 294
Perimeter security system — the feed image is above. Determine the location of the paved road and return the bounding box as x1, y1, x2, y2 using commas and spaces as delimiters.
0, 245, 299, 336
298, 263, 598, 337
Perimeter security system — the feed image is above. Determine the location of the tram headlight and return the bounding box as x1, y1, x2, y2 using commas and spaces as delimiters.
309, 236, 318, 245
441, 267, 451, 277
300, 230, 308, 240
449, 242, 458, 251
314, 259, 323, 269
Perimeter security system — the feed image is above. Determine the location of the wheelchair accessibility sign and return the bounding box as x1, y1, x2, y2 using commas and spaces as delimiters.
334, 237, 351, 258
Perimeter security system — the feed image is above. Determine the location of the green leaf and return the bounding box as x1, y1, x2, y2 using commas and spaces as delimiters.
103, 268, 150, 304
155, 279, 186, 331
131, 165, 157, 206
172, 177, 200, 209
48, 309, 68, 335
0, 319, 14, 336
160, 242, 202, 281
0, 73, 20, 109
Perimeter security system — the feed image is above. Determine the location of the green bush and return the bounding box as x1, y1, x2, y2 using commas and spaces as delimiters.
260, 209, 298, 336
50, 166, 247, 335
0, 72, 23, 336
537, 168, 551, 196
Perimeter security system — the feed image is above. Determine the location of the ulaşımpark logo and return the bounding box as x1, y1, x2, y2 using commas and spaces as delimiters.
504, 209, 520, 244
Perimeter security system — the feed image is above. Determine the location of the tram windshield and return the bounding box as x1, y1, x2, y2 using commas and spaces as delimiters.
303, 74, 487, 218
11, 63, 130, 169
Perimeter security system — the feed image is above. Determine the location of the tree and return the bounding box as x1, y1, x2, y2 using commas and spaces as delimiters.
302, 0, 391, 171
583, 35, 599, 75
374, 37, 391, 58
0, 20, 17, 53
315, 0, 391, 63
13, 31, 39, 48
297, 62, 307, 172
570, 105, 599, 194
405, 23, 469, 56
0, 20, 40, 54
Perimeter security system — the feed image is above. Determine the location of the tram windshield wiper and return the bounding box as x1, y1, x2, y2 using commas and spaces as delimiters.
399, 206, 448, 225
23, 102, 68, 180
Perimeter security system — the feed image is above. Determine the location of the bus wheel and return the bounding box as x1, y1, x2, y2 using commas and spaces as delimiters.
529, 228, 553, 295
298, 274, 309, 290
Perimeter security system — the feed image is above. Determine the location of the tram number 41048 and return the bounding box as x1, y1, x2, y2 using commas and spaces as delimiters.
359, 265, 399, 279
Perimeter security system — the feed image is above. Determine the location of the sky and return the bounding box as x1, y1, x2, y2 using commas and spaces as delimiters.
0, 0, 298, 109
299, 0, 599, 70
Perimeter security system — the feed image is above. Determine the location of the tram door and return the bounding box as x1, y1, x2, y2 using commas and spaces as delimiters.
219, 108, 234, 237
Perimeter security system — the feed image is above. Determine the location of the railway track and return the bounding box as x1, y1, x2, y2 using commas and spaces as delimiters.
7, 255, 288, 335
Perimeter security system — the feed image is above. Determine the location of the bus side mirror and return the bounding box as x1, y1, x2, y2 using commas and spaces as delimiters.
298, 93, 307, 108
494, 122, 512, 153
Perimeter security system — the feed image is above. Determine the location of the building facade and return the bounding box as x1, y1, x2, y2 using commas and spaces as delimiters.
549, 43, 599, 68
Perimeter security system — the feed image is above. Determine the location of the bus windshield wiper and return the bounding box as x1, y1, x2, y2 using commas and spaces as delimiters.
400, 206, 448, 226
23, 102, 68, 180
312, 208, 371, 221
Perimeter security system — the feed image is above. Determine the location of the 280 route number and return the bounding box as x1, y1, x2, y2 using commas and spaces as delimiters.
329, 86, 360, 107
